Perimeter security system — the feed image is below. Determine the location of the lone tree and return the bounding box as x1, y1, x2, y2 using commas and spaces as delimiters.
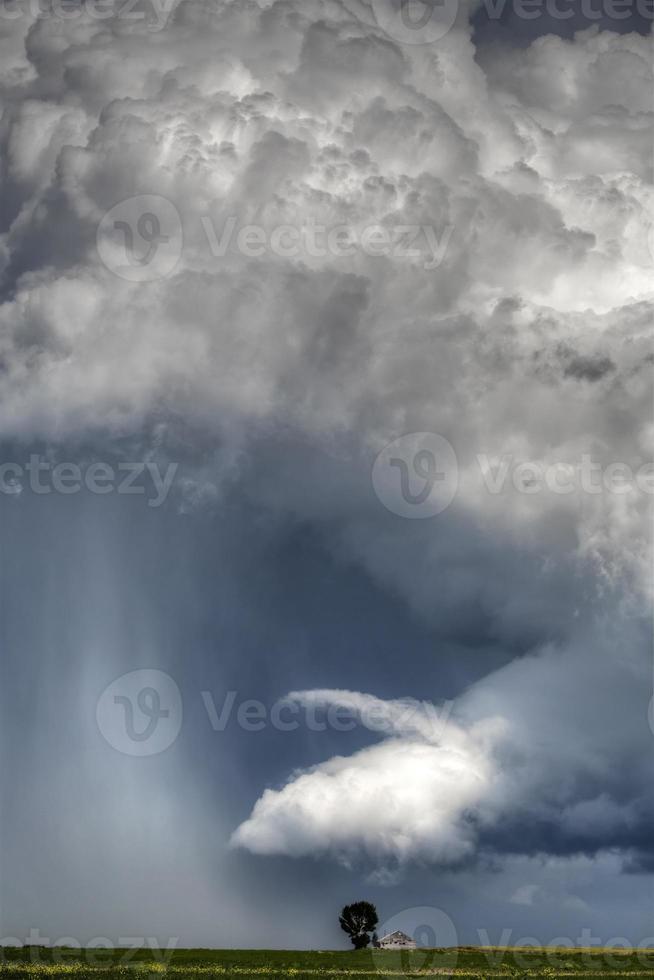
339, 901, 379, 950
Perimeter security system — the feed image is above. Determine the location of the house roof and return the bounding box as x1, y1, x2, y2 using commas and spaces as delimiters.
379, 931, 414, 942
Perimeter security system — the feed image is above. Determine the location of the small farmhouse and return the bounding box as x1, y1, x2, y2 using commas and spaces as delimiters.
377, 930, 417, 950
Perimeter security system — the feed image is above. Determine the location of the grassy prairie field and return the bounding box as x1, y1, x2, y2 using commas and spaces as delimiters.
1, 946, 653, 980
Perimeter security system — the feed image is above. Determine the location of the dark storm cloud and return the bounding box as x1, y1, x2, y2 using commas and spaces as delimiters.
0, 0, 651, 947
561, 350, 616, 381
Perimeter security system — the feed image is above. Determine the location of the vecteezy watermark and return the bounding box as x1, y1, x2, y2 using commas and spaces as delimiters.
370, 0, 461, 45
201, 691, 453, 736
0, 932, 178, 966
476, 453, 654, 497
201, 216, 453, 271
96, 679, 453, 751
372, 432, 459, 519
474, 930, 654, 968
96, 195, 183, 282
0, 932, 178, 967
0, 456, 178, 507
479, 0, 653, 23
368, 0, 651, 46
372, 434, 654, 520
0, 0, 176, 31
96, 195, 454, 282
372, 906, 458, 979
96, 670, 183, 756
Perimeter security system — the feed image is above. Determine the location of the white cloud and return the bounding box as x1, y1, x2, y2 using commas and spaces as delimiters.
232, 690, 503, 866
232, 619, 652, 869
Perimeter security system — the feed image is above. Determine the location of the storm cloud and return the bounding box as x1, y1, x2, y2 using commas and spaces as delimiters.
0, 0, 652, 946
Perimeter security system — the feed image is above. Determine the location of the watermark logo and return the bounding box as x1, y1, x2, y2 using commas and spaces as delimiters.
0, 457, 178, 508
473, 930, 654, 968
201, 690, 453, 736
97, 203, 454, 274
372, 432, 458, 518
371, 0, 460, 45
477, 453, 654, 497
369, 0, 651, 43
477, 0, 653, 25
96, 195, 182, 282
201, 217, 453, 270
0, 0, 176, 31
96, 669, 182, 756
372, 905, 458, 979
0, 932, 178, 967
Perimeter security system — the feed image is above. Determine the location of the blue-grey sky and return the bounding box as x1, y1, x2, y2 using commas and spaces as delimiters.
0, 0, 652, 951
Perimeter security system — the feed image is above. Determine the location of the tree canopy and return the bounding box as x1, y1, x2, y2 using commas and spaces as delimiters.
338, 902, 379, 950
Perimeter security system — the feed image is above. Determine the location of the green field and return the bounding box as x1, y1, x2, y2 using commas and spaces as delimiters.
2, 946, 653, 980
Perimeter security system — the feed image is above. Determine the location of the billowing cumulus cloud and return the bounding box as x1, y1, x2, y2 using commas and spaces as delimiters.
231, 689, 502, 867
0, 0, 651, 894
232, 618, 653, 873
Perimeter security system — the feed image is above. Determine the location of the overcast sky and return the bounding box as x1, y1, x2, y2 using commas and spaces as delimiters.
0, 0, 652, 951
